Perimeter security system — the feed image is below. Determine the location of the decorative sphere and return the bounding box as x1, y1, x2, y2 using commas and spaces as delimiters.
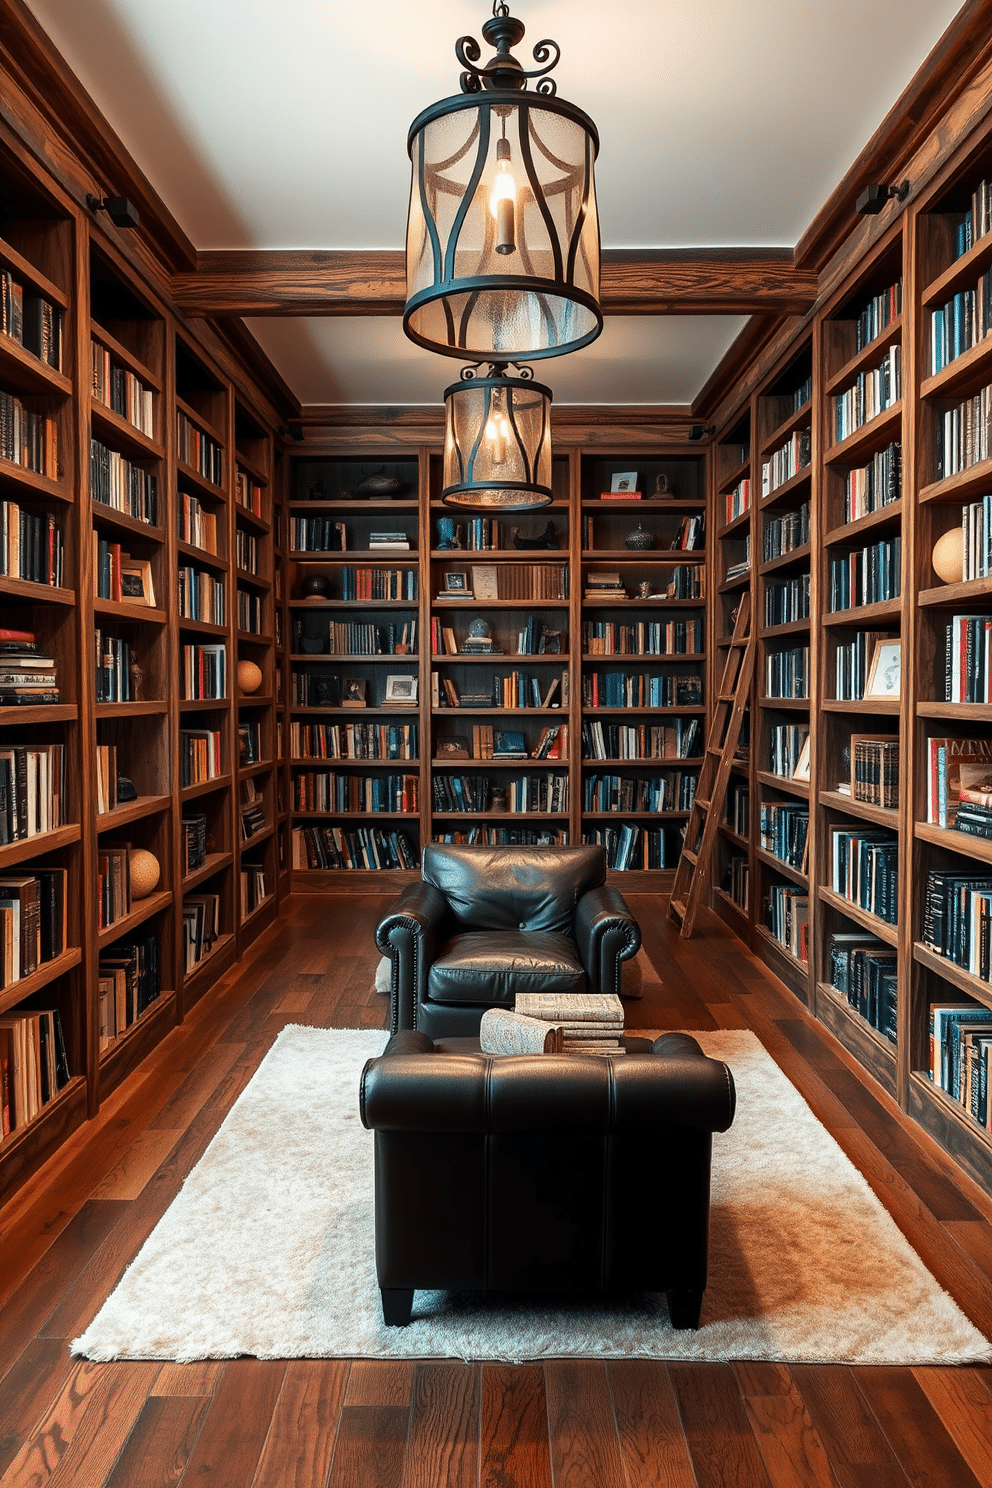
625, 522, 654, 550
237, 659, 263, 694
129, 848, 160, 899
932, 527, 964, 584
468, 618, 491, 638
301, 573, 332, 598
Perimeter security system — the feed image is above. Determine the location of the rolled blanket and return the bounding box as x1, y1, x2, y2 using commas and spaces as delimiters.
480, 1008, 564, 1055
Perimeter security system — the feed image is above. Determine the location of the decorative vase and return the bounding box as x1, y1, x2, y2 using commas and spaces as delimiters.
625, 522, 654, 550
301, 573, 332, 598
932, 527, 964, 584
436, 517, 461, 550
129, 848, 160, 900
237, 659, 263, 694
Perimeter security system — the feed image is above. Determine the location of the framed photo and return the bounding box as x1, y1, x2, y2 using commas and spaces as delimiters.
341, 677, 367, 708
865, 639, 901, 698
120, 558, 155, 608
384, 674, 417, 705
443, 571, 471, 594
792, 733, 811, 782
471, 564, 499, 600
610, 470, 639, 493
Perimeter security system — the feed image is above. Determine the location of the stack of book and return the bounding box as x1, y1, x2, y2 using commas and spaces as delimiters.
0, 629, 59, 705
514, 991, 625, 1056
584, 570, 626, 600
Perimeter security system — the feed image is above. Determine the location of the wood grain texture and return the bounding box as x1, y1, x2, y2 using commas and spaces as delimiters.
853, 1366, 985, 1488
177, 1360, 286, 1486
734, 1363, 842, 1488
250, 1361, 349, 1488
668, 1363, 774, 1488
607, 1360, 697, 1488
169, 249, 817, 319
479, 1364, 553, 1488
401, 1363, 480, 1488
545, 1361, 627, 1488
789, 1366, 911, 1488
101, 1394, 210, 1488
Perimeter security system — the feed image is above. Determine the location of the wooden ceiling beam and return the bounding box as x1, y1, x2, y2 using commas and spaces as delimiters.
170, 247, 816, 318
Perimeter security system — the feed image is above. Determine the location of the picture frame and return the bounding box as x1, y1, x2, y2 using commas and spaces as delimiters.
443, 571, 471, 594
792, 733, 811, 782
610, 470, 639, 493
340, 676, 367, 708
120, 558, 155, 608
470, 564, 499, 600
384, 673, 418, 705
865, 639, 901, 698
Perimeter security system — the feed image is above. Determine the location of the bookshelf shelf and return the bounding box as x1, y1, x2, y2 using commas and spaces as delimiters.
0, 947, 83, 1018
96, 795, 171, 831
0, 823, 81, 869
96, 890, 172, 948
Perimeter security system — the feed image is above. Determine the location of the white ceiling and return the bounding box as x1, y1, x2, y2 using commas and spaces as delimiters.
24, 0, 966, 407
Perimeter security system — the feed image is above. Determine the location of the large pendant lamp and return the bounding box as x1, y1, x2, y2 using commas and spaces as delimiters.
404, 2, 602, 363
442, 362, 553, 509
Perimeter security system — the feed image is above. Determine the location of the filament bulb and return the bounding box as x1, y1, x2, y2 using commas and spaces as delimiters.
489, 137, 517, 255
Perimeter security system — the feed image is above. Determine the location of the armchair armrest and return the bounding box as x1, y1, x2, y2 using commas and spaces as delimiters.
375, 881, 452, 1033
574, 884, 641, 999
651, 1032, 737, 1131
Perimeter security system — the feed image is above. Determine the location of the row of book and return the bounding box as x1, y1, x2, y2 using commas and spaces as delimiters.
722, 477, 751, 526
764, 574, 810, 628
930, 1003, 992, 1127
953, 179, 992, 258
181, 812, 208, 876
97, 934, 160, 1052
96, 744, 123, 816
765, 645, 809, 700
935, 383, 992, 480
182, 643, 226, 701
0, 392, 58, 478
450, 724, 566, 760
723, 855, 749, 910
0, 868, 66, 985
91, 440, 158, 525
833, 344, 901, 444
582, 672, 702, 709
235, 528, 259, 575
581, 720, 700, 763
851, 736, 899, 809
927, 735, 992, 827
178, 565, 225, 624
177, 490, 219, 554
340, 567, 418, 602
583, 773, 696, 814
584, 824, 669, 870
960, 494, 992, 581
0, 1007, 70, 1140
97, 843, 132, 929
834, 629, 893, 701
239, 779, 266, 839
759, 802, 809, 871
761, 427, 811, 497
923, 874, 992, 981
0, 743, 65, 841
830, 828, 898, 924
854, 279, 902, 352
765, 884, 808, 961
291, 517, 347, 552
323, 620, 416, 657
94, 539, 155, 607
91, 343, 154, 437
180, 729, 223, 786
845, 441, 902, 522
433, 670, 566, 711
944, 613, 992, 703
828, 934, 897, 1042
235, 470, 263, 517
792, 374, 813, 412
177, 411, 222, 486
763, 503, 810, 561
829, 535, 901, 611
0, 271, 62, 369
435, 827, 568, 848
240, 864, 268, 919
237, 588, 263, 634
95, 632, 133, 703
292, 771, 419, 814
1, 501, 63, 586
430, 773, 568, 815
290, 721, 417, 761
182, 892, 221, 972
929, 274, 992, 375
769, 724, 809, 780
728, 786, 749, 835
582, 618, 703, 656
291, 824, 418, 871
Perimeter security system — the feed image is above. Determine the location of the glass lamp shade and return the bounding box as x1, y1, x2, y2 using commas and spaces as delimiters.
405, 91, 602, 362
442, 372, 553, 510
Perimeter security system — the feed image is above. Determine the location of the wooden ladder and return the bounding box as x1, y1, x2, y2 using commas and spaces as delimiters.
668, 590, 754, 938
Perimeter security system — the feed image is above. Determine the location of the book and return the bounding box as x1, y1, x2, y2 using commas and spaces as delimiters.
493, 730, 527, 759
927, 737, 992, 825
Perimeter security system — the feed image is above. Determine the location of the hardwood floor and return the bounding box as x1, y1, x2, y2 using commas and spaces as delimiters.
2, 893, 992, 1487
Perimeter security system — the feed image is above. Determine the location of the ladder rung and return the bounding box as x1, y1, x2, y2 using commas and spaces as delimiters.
695, 797, 711, 811
718, 693, 735, 703
683, 849, 698, 866
707, 746, 723, 757
669, 898, 686, 919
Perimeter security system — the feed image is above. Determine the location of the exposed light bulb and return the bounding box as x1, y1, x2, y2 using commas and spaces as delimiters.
485, 391, 511, 464
489, 137, 517, 255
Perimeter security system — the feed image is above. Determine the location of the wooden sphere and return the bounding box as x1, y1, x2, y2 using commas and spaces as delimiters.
237, 659, 263, 694
932, 527, 964, 584
129, 848, 160, 900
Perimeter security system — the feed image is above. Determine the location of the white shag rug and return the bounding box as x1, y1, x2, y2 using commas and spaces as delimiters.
72, 1027, 992, 1365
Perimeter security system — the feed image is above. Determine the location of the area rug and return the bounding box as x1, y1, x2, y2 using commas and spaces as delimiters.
71, 1027, 992, 1364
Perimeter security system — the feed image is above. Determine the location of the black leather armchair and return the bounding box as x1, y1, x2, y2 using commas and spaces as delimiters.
360, 1030, 737, 1328
375, 843, 641, 1038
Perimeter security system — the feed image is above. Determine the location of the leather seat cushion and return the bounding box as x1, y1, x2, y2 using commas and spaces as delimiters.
427, 931, 587, 1006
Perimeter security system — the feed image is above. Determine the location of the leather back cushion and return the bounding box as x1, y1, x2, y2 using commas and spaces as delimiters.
422, 844, 606, 933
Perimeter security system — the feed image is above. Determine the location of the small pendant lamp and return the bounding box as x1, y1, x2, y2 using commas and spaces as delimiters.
442, 363, 553, 509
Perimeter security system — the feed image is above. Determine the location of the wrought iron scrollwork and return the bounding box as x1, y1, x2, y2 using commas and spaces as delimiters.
456, 6, 561, 95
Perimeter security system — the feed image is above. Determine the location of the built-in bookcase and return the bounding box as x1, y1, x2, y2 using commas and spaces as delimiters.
713, 412, 752, 929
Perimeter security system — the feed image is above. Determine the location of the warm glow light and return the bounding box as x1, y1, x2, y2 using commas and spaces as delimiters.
484, 392, 511, 462
489, 138, 517, 255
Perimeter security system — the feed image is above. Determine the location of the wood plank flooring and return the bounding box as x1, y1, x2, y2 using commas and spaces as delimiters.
2, 893, 992, 1487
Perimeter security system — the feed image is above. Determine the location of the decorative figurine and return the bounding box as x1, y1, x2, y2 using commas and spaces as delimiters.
128, 661, 144, 700
653, 473, 673, 497
301, 573, 332, 598
512, 521, 557, 550
436, 517, 462, 550
625, 522, 654, 550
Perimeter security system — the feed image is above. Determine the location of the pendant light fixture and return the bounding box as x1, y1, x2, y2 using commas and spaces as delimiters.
442, 362, 553, 509
404, 1, 602, 363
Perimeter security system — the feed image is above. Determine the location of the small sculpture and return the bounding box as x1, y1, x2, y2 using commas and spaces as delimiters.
301, 573, 332, 598
129, 848, 160, 900
512, 521, 557, 550
468, 617, 491, 638
129, 661, 144, 701
237, 659, 263, 694
357, 467, 403, 497
932, 527, 964, 584
625, 522, 654, 550
436, 517, 462, 550
653, 473, 673, 497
